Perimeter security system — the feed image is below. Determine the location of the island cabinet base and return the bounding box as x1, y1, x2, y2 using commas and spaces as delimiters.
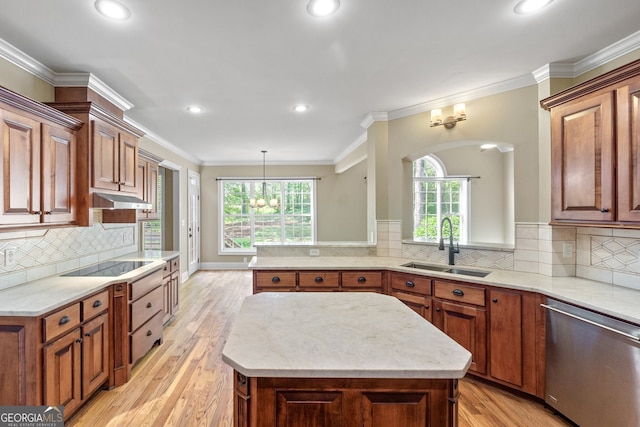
234, 371, 459, 427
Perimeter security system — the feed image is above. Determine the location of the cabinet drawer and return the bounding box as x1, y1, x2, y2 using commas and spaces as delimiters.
390, 273, 431, 296
170, 257, 180, 273
255, 271, 297, 289
130, 311, 163, 365
129, 269, 163, 301
81, 289, 109, 320
43, 303, 81, 342
299, 271, 340, 288
130, 286, 163, 332
341, 271, 383, 288
392, 291, 430, 307
434, 280, 485, 306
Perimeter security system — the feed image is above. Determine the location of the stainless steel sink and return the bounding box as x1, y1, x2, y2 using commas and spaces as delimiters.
401, 262, 490, 278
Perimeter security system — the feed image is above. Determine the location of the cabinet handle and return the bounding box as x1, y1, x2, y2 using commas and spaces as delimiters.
436, 307, 441, 312
44, 211, 52, 215
31, 210, 42, 215
85, 332, 92, 337
76, 338, 83, 344
146, 302, 153, 308
116, 284, 123, 291
146, 330, 153, 336
314, 276, 324, 283
272, 276, 281, 283
600, 208, 610, 213
93, 300, 102, 308
492, 298, 498, 303
59, 316, 71, 326
405, 281, 415, 288
425, 305, 430, 309
452, 289, 464, 297
237, 373, 247, 386
357, 276, 367, 283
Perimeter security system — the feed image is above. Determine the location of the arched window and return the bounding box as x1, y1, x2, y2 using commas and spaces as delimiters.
413, 155, 468, 243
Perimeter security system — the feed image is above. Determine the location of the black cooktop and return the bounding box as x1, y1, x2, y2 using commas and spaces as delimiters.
62, 260, 152, 277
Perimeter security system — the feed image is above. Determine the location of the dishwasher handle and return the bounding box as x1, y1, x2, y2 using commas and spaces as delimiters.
541, 304, 640, 342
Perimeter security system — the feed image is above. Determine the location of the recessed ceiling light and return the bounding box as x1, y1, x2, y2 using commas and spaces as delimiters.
514, 0, 553, 14
293, 105, 308, 113
95, 0, 131, 20
307, 0, 340, 17
186, 105, 203, 114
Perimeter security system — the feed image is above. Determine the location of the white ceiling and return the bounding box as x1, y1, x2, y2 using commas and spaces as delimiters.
0, 0, 639, 165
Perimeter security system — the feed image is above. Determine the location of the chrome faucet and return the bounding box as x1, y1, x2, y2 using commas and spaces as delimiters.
439, 217, 460, 265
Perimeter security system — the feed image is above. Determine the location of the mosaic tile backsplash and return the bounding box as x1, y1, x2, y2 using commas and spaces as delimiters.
0, 213, 138, 291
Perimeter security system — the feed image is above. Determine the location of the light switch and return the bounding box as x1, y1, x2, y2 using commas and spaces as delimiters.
562, 242, 574, 258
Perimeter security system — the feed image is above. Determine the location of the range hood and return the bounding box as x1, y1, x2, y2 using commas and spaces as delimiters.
92, 192, 152, 210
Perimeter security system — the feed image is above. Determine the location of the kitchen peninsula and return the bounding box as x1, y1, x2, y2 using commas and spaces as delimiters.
222, 292, 471, 427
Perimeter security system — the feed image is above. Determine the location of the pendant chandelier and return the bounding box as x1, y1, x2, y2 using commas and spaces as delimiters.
250, 150, 279, 209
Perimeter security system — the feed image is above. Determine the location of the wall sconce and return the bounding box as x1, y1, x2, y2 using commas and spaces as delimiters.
430, 103, 467, 129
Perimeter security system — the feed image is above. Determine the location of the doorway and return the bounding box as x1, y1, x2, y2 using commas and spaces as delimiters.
188, 170, 201, 276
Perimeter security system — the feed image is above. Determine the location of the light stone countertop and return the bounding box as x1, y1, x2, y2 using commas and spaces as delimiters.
249, 256, 640, 325
0, 251, 180, 317
222, 292, 472, 379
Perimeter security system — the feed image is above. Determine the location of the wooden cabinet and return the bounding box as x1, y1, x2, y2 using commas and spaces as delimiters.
254, 271, 297, 292
235, 373, 458, 427
390, 272, 433, 322
162, 257, 180, 324
541, 58, 640, 226
138, 149, 162, 220
253, 270, 385, 293
128, 269, 163, 366
432, 280, 487, 375
48, 90, 145, 226
298, 271, 340, 291
0, 86, 82, 228
42, 288, 110, 419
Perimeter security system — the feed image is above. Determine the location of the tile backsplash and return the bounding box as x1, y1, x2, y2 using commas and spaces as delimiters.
0, 211, 138, 291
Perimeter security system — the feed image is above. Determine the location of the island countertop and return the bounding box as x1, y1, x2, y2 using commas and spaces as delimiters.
222, 292, 472, 379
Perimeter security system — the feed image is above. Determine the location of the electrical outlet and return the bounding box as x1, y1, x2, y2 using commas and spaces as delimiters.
562, 242, 574, 258
5, 248, 16, 267
309, 249, 320, 256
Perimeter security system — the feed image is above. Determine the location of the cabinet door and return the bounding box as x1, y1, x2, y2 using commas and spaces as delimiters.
146, 161, 159, 218
170, 272, 179, 316
43, 328, 82, 416
137, 159, 147, 206
550, 91, 615, 222
0, 109, 42, 225
275, 391, 342, 427
617, 81, 640, 221
362, 392, 429, 427
118, 132, 138, 194
488, 289, 523, 387
162, 276, 172, 324
392, 291, 432, 323
42, 124, 76, 224
92, 120, 119, 191
81, 312, 109, 398
434, 300, 486, 374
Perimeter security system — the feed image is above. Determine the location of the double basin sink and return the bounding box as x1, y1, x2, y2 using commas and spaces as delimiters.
401, 262, 490, 278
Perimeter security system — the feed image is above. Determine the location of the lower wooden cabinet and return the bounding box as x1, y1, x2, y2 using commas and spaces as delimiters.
253, 270, 385, 293
162, 257, 180, 324
234, 372, 458, 427
43, 328, 82, 415
128, 270, 163, 366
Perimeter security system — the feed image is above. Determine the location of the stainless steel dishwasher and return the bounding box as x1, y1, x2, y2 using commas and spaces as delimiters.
543, 299, 640, 427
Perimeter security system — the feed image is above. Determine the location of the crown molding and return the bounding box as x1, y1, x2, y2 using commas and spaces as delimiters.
574, 30, 640, 76
532, 62, 575, 83
202, 159, 334, 167
334, 131, 367, 165
360, 112, 389, 129
124, 116, 203, 166
54, 72, 134, 111
0, 38, 56, 84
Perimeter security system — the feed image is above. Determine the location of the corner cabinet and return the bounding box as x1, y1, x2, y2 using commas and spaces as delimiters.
541, 58, 640, 226
137, 150, 161, 220
0, 86, 83, 228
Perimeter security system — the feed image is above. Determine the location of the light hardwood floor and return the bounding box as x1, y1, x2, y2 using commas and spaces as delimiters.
68, 270, 571, 427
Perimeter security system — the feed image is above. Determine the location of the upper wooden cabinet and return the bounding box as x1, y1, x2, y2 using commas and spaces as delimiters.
541, 58, 640, 226
0, 86, 82, 228
138, 149, 162, 220
48, 89, 145, 226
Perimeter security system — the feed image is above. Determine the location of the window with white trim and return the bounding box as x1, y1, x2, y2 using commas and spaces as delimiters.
412, 155, 468, 243
219, 179, 316, 253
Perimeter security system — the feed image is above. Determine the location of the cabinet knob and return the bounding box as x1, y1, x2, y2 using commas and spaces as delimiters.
452, 289, 464, 297
314, 276, 324, 283
405, 281, 415, 288
76, 338, 83, 344
425, 305, 430, 310
237, 373, 247, 386
435, 307, 441, 312
600, 208, 610, 213
85, 332, 92, 337
146, 302, 153, 308
357, 276, 367, 283
146, 330, 153, 336
272, 276, 281, 283
492, 298, 498, 303
93, 300, 102, 308
59, 315, 71, 326
115, 284, 123, 291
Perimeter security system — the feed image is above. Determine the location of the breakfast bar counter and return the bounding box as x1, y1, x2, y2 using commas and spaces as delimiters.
222, 292, 471, 427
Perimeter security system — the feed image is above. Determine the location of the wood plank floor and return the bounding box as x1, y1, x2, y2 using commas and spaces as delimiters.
67, 270, 571, 427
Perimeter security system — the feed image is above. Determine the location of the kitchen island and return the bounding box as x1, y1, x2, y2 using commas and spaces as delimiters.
222, 292, 471, 427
